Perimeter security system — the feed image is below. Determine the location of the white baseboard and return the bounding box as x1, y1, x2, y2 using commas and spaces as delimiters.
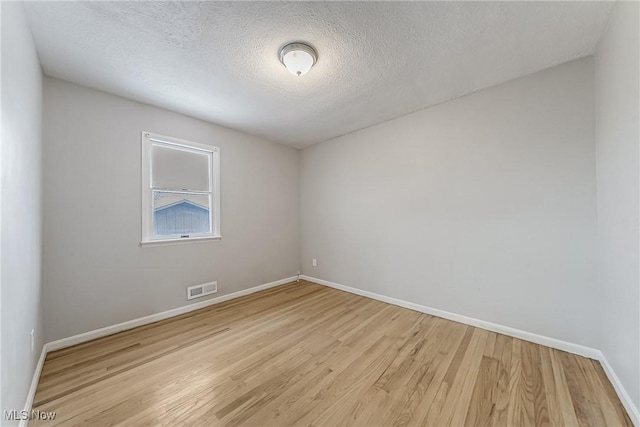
46, 276, 298, 352
597, 351, 640, 426
301, 275, 599, 358
19, 345, 47, 427
21, 274, 638, 427
19, 276, 297, 424
301, 274, 638, 426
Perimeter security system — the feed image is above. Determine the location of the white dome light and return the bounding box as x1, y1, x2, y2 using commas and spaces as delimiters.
279, 43, 317, 76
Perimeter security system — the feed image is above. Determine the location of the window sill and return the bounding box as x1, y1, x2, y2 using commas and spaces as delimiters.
140, 235, 222, 247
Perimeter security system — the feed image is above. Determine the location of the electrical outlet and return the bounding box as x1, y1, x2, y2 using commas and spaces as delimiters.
312, 259, 317, 267
30, 329, 35, 353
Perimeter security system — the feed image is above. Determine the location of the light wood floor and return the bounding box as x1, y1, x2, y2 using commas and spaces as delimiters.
32, 280, 631, 426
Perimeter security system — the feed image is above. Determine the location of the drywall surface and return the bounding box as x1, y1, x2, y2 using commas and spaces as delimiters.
1, 2, 44, 422
301, 58, 599, 348
42, 78, 300, 341
595, 1, 640, 408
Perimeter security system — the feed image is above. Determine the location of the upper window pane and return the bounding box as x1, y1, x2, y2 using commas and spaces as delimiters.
152, 143, 210, 191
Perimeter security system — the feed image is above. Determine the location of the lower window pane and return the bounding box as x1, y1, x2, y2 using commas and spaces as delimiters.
153, 191, 211, 237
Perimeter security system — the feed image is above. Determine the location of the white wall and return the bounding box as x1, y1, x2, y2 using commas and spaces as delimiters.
1, 2, 44, 422
595, 1, 640, 410
43, 78, 300, 342
301, 57, 599, 349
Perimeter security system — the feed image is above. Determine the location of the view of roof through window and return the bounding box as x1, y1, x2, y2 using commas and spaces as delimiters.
153, 192, 211, 236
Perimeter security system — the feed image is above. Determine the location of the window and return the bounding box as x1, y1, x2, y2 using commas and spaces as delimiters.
141, 131, 220, 245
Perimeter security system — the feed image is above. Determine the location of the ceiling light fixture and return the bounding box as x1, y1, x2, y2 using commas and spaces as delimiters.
279, 42, 317, 76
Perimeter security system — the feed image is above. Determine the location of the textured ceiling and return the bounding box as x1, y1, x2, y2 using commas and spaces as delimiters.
24, 1, 612, 148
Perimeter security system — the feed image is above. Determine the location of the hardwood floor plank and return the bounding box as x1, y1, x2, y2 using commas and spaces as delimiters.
522, 341, 548, 427
539, 347, 564, 427
575, 356, 622, 427
390, 318, 469, 427
31, 281, 631, 427
559, 350, 606, 427
549, 348, 581, 427
507, 338, 525, 426
464, 355, 499, 427
489, 333, 513, 427
441, 328, 489, 426
419, 326, 475, 425
589, 359, 634, 427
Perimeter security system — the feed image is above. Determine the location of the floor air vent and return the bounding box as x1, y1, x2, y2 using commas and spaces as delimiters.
187, 281, 217, 300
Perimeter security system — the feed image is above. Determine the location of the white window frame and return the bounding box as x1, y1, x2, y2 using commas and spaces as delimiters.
141, 131, 221, 246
